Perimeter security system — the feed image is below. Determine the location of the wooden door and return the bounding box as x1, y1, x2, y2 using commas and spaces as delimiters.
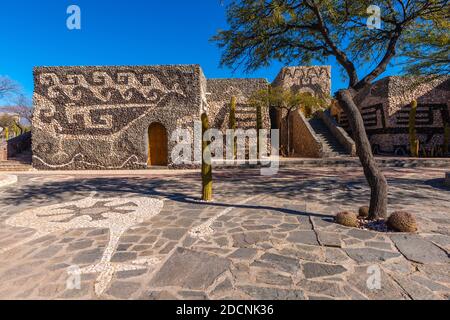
148, 123, 168, 166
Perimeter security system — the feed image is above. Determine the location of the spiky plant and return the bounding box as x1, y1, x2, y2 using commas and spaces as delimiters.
201, 113, 212, 201
335, 211, 358, 227
256, 103, 262, 159
229, 96, 237, 159
444, 122, 449, 156
358, 206, 370, 219
409, 100, 419, 157
387, 211, 418, 233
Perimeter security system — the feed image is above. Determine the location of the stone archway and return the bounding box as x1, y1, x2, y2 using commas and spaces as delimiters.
148, 122, 168, 166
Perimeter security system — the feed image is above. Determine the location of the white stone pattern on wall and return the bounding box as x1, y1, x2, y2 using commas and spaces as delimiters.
272, 66, 332, 97
272, 66, 332, 150
32, 65, 203, 170
338, 76, 450, 154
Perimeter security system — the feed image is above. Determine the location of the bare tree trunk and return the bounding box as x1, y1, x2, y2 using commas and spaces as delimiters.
336, 89, 388, 220
286, 109, 291, 156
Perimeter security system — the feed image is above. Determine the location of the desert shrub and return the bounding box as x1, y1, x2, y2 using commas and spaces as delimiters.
358, 206, 369, 219
387, 211, 418, 233
335, 211, 358, 227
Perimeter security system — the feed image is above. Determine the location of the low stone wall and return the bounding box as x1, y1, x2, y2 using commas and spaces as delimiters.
0, 132, 32, 160
0, 143, 7, 161
290, 110, 323, 158
317, 110, 356, 156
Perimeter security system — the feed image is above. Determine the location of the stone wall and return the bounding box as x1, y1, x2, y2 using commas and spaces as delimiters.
32, 65, 203, 169
2, 132, 32, 160
317, 110, 356, 156
338, 76, 450, 155
206, 79, 271, 159
0, 143, 6, 161
272, 66, 332, 153
289, 110, 323, 158
272, 66, 331, 97
206, 78, 270, 132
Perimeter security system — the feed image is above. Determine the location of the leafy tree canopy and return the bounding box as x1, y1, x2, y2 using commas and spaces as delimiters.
213, 0, 449, 89
250, 86, 327, 112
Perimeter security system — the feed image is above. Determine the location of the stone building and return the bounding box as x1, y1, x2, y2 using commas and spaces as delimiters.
271, 66, 335, 157
32, 65, 273, 170
337, 76, 450, 155
31, 64, 447, 170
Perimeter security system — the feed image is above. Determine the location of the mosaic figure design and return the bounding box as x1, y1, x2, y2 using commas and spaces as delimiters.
2, 194, 164, 295
32, 65, 205, 170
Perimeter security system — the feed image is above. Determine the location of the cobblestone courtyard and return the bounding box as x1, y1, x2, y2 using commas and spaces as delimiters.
0, 167, 449, 300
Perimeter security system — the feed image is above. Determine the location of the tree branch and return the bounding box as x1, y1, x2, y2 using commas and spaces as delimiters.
307, 1, 359, 87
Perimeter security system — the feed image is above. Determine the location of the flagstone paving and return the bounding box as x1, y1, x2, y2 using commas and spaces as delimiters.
0, 167, 448, 300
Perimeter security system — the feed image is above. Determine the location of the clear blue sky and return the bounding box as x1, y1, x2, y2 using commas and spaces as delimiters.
0, 0, 401, 100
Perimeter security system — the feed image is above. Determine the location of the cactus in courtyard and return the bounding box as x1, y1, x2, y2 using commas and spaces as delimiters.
409, 100, 419, 157
13, 122, 21, 137
229, 96, 237, 130
4, 127, 9, 140
256, 103, 262, 159
229, 96, 237, 158
444, 122, 450, 156
358, 206, 370, 219
201, 113, 212, 201
387, 211, 418, 233
335, 211, 358, 227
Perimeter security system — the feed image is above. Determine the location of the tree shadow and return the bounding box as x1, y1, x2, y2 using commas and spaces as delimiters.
1, 168, 446, 220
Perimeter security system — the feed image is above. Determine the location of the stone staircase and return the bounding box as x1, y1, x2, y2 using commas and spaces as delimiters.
235, 104, 258, 130
0, 150, 32, 171
308, 117, 349, 157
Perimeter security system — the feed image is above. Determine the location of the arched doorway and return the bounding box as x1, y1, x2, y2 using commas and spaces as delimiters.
148, 122, 168, 166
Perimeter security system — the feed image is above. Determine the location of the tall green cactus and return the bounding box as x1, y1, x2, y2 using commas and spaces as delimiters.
12, 122, 21, 137
4, 127, 9, 141
409, 100, 419, 157
229, 96, 237, 129
256, 103, 262, 159
201, 113, 212, 201
444, 122, 450, 156
229, 96, 237, 158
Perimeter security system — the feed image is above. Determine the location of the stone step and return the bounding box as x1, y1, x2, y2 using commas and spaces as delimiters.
0, 167, 32, 172
279, 158, 450, 168
308, 117, 349, 157
212, 157, 450, 169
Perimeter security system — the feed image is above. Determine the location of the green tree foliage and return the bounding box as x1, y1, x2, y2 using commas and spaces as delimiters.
213, 0, 448, 219
250, 86, 326, 155
402, 12, 450, 75
0, 114, 15, 131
